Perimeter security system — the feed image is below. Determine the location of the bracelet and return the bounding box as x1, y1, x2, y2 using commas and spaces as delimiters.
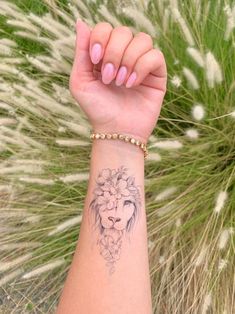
90, 131, 148, 159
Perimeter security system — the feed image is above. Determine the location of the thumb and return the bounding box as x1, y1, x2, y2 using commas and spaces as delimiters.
72, 20, 95, 83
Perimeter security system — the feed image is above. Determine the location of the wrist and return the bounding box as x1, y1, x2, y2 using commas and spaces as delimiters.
90, 131, 148, 159
91, 125, 149, 143
90, 136, 145, 161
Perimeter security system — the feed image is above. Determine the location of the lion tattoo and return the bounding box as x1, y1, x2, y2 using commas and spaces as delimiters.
90, 166, 141, 274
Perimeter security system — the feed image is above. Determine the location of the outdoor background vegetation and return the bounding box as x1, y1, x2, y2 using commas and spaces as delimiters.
0, 0, 234, 313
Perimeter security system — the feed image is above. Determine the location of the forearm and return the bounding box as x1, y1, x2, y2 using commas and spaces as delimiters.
56, 139, 152, 314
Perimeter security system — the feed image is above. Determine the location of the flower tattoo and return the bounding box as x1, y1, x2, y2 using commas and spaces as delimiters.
90, 166, 141, 274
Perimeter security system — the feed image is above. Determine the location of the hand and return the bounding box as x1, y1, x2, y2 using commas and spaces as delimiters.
70, 20, 167, 142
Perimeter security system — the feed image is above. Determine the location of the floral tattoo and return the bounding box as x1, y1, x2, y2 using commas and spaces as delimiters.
89, 166, 141, 274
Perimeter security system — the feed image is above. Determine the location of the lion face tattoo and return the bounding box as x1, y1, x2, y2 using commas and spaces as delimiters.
99, 195, 136, 230
90, 166, 141, 274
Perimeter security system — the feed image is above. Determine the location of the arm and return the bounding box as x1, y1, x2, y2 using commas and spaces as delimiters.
57, 139, 151, 314
56, 19, 167, 314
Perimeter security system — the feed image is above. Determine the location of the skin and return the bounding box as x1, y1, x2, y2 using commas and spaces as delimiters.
56, 20, 167, 314
99, 197, 136, 231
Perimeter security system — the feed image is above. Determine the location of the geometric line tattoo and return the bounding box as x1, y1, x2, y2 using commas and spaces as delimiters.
89, 166, 141, 274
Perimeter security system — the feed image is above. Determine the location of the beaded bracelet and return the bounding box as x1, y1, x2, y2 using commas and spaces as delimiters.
90, 131, 148, 159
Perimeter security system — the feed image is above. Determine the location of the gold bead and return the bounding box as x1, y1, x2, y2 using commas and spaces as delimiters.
112, 133, 118, 139
90, 131, 148, 160
95, 133, 100, 139
106, 133, 112, 139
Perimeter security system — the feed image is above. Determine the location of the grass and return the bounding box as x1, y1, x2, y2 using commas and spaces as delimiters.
0, 0, 235, 313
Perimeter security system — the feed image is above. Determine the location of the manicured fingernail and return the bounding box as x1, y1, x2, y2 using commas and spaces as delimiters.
90, 43, 102, 64
115, 66, 127, 86
126, 72, 137, 88
102, 63, 115, 84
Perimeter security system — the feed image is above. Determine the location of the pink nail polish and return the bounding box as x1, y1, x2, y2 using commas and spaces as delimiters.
102, 63, 115, 84
91, 43, 102, 64
115, 66, 127, 86
126, 72, 137, 88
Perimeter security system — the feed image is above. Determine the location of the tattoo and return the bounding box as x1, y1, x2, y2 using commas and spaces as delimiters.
89, 166, 141, 274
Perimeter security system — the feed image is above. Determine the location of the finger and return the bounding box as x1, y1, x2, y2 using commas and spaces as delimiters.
70, 20, 95, 94
125, 49, 167, 91
101, 26, 133, 84
141, 74, 167, 92
73, 20, 94, 76
115, 32, 153, 86
89, 22, 113, 65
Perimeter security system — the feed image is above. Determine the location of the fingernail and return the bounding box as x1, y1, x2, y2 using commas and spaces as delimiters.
90, 43, 102, 64
102, 63, 115, 84
126, 72, 137, 88
115, 66, 127, 86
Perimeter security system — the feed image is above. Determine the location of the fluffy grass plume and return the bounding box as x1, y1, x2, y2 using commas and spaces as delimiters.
0, 0, 234, 313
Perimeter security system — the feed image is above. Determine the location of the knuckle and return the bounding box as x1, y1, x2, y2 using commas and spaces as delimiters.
104, 47, 119, 60
157, 49, 165, 59
121, 54, 133, 68
114, 25, 133, 36
153, 49, 165, 62
136, 32, 153, 44
96, 21, 113, 30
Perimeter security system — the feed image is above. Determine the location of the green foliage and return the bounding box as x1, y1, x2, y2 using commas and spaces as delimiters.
0, 0, 234, 313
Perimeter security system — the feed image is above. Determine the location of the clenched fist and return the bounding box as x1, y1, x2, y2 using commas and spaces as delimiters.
70, 20, 167, 142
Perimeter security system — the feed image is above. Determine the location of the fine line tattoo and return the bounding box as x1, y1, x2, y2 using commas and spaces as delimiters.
89, 166, 141, 274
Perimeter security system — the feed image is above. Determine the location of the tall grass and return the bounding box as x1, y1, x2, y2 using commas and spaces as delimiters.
0, 0, 234, 313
